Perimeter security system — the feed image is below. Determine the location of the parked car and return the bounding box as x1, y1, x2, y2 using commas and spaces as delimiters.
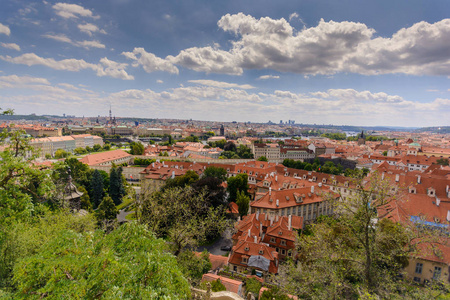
220, 245, 232, 251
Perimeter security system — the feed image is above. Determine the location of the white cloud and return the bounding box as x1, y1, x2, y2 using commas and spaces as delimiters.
188, 79, 255, 89
289, 12, 299, 22
42, 33, 105, 49
0, 23, 11, 36
1, 43, 20, 51
122, 47, 179, 74
78, 23, 106, 36
0, 75, 50, 86
258, 75, 280, 80
161, 14, 450, 76
0, 53, 133, 80
157, 80, 163, 84
52, 3, 97, 19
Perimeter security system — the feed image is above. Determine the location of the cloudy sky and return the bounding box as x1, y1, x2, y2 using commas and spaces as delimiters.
0, 0, 449, 127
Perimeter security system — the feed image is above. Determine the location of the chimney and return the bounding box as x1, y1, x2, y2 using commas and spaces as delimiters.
152, 162, 154, 167
171, 171, 175, 179
276, 215, 279, 222
311, 185, 314, 194
260, 222, 263, 236
288, 215, 292, 231
248, 229, 251, 237
417, 175, 421, 184
275, 176, 278, 182
276, 199, 279, 207
395, 174, 399, 182
447, 210, 450, 222
265, 213, 268, 221
256, 211, 259, 220
238, 216, 241, 222
270, 217, 273, 226
381, 172, 385, 180
269, 187, 272, 196
254, 235, 257, 243
437, 197, 441, 207
447, 185, 449, 193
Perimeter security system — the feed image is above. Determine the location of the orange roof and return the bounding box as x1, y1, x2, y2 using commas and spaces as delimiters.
201, 274, 243, 295
80, 149, 131, 166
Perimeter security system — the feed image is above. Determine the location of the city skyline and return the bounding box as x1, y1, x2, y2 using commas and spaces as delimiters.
0, 0, 449, 127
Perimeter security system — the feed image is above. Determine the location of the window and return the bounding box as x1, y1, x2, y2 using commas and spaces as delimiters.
415, 263, 423, 274
242, 257, 248, 263
433, 267, 442, 280
280, 240, 286, 246
270, 237, 275, 243
281, 249, 286, 255
233, 266, 237, 271
259, 250, 264, 255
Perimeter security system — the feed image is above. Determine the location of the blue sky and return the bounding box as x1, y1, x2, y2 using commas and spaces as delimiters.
0, 0, 449, 127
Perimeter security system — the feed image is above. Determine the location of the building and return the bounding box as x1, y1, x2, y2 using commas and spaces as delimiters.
80, 149, 132, 166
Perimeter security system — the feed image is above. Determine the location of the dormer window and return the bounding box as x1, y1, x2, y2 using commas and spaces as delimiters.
428, 188, 435, 197
303, 175, 307, 179
258, 250, 264, 255
280, 240, 286, 246
322, 178, 327, 183
270, 237, 275, 243
242, 257, 248, 263
244, 247, 249, 251
312, 176, 316, 182
227, 168, 230, 172
278, 231, 283, 235
255, 172, 258, 176
344, 182, 349, 187
285, 196, 290, 201
285, 172, 289, 176
293, 173, 297, 177
249, 171, 252, 175
409, 187, 416, 194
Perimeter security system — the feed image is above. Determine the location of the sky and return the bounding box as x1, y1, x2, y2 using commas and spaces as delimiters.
0, 0, 449, 127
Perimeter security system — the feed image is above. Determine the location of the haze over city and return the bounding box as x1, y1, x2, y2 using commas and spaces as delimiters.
0, 0, 449, 127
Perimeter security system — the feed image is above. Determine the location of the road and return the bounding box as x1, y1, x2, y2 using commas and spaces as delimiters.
197, 228, 233, 255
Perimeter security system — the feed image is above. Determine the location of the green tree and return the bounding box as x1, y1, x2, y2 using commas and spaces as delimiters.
129, 141, 145, 155
203, 166, 227, 182
90, 169, 104, 208
140, 186, 227, 256
227, 173, 249, 202
257, 156, 268, 161
245, 278, 262, 297
93, 144, 102, 152
54, 148, 70, 159
78, 186, 92, 211
236, 190, 250, 217
109, 166, 125, 205
436, 158, 449, 166
11, 222, 190, 299
102, 144, 111, 151
260, 287, 290, 300
236, 145, 254, 159
95, 196, 118, 222
163, 170, 199, 190
177, 250, 211, 285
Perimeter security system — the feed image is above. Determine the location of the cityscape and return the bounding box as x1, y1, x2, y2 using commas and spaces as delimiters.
1, 0, 450, 299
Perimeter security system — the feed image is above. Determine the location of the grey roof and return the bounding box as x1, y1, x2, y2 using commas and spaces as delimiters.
248, 255, 270, 271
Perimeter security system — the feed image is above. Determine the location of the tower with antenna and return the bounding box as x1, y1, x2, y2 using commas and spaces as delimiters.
109, 104, 112, 124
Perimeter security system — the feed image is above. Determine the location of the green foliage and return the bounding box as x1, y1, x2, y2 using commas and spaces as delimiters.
129, 141, 145, 155
236, 145, 254, 159
11, 222, 190, 299
177, 250, 211, 284
95, 196, 118, 222
208, 139, 227, 149
227, 173, 249, 202
245, 278, 262, 296
236, 190, 250, 217
109, 166, 125, 205
260, 287, 290, 300
163, 170, 200, 190
0, 209, 96, 291
203, 166, 227, 182
382, 150, 388, 156
321, 132, 347, 140
92, 144, 102, 152
73, 147, 87, 154
134, 157, 156, 166
183, 135, 200, 142
140, 186, 227, 256
78, 186, 93, 211
90, 169, 104, 208
54, 148, 70, 159
257, 156, 268, 161
283, 158, 344, 175
436, 158, 449, 166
